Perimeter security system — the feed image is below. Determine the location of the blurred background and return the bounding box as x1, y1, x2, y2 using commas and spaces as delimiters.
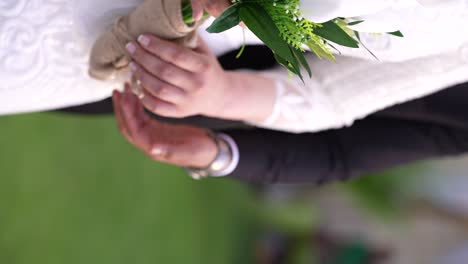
2, 112, 468, 264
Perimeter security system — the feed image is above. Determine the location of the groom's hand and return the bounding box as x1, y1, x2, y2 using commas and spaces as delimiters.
113, 84, 218, 168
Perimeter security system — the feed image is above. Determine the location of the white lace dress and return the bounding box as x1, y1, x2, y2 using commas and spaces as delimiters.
0, 0, 143, 115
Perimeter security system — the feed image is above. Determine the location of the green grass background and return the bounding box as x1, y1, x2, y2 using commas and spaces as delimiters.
0, 113, 257, 264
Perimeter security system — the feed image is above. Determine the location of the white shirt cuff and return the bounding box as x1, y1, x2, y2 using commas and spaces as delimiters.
211, 133, 240, 177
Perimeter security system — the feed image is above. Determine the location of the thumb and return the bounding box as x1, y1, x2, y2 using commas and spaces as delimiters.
202, 0, 231, 17
191, 0, 204, 22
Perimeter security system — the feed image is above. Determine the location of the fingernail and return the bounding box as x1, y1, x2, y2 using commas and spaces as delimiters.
124, 84, 131, 93
129, 62, 138, 72
126, 42, 136, 54
191, 0, 203, 22
138, 35, 150, 47
151, 146, 164, 156
137, 92, 145, 100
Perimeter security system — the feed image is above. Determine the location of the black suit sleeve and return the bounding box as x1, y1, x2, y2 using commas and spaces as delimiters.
224, 85, 468, 184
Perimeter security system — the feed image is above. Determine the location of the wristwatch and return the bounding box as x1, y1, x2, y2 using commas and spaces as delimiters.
186, 133, 237, 180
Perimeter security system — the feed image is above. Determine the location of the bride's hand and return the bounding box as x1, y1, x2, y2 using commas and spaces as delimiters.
195, 0, 231, 18
113, 84, 218, 168
193, 0, 245, 27
126, 35, 236, 119
126, 34, 277, 122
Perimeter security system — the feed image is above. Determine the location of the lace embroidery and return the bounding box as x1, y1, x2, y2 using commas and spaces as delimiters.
0, 0, 122, 115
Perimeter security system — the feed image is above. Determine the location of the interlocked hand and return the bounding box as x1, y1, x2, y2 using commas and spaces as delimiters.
113, 84, 218, 168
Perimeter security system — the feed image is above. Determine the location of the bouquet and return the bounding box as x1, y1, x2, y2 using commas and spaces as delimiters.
183, 0, 403, 80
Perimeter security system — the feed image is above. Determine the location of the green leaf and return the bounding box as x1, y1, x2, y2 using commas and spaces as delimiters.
235, 29, 247, 59
239, 3, 304, 79
274, 53, 304, 81
314, 21, 359, 48
326, 41, 342, 55
273, 53, 289, 69
348, 20, 364, 26
273, 53, 294, 73
239, 3, 298, 69
289, 55, 304, 82
388, 30, 404, 37
291, 47, 312, 77
354, 31, 379, 61
206, 4, 240, 33
181, 1, 194, 25
307, 41, 335, 61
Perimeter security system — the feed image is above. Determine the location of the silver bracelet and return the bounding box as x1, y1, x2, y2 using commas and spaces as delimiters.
186, 133, 234, 180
